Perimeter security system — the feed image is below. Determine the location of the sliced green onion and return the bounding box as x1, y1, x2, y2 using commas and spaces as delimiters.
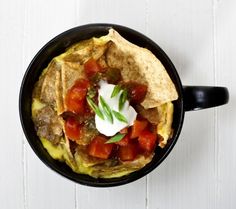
106, 133, 126, 144
112, 110, 128, 124
86, 96, 104, 120
119, 89, 128, 111
87, 88, 96, 98
99, 96, 113, 124
111, 85, 122, 98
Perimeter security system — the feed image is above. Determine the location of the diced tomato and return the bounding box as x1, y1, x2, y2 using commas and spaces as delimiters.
65, 79, 90, 114
88, 136, 114, 159
65, 117, 81, 141
119, 127, 129, 134
66, 99, 85, 114
138, 130, 157, 152
126, 82, 148, 104
84, 58, 103, 77
115, 134, 130, 146
70, 79, 90, 100
118, 144, 139, 161
130, 119, 148, 139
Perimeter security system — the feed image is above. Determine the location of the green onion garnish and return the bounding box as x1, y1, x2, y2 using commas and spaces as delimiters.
86, 96, 104, 120
112, 110, 128, 124
99, 95, 113, 124
111, 85, 122, 98
87, 88, 97, 98
106, 133, 126, 144
119, 89, 128, 111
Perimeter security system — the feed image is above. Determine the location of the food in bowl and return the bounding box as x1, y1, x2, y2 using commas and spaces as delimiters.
31, 29, 178, 178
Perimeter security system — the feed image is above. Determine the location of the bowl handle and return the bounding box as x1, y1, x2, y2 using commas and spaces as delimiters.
183, 86, 229, 111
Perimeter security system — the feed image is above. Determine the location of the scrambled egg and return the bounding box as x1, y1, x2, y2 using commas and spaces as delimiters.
31, 29, 177, 178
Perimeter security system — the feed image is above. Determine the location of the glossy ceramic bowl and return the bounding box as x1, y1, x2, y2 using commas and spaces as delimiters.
19, 24, 228, 187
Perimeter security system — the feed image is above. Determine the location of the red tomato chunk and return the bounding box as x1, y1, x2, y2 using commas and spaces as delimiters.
115, 134, 130, 146
130, 119, 148, 139
138, 130, 157, 152
65, 79, 90, 114
126, 82, 148, 104
65, 117, 81, 141
88, 136, 114, 159
119, 127, 129, 134
118, 144, 139, 161
84, 58, 103, 77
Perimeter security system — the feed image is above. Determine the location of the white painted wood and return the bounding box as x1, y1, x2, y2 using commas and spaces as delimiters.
215, 0, 236, 208
0, 0, 25, 208
76, 180, 146, 209
21, 1, 76, 209
76, 0, 147, 34
26, 146, 75, 209
0, 0, 235, 208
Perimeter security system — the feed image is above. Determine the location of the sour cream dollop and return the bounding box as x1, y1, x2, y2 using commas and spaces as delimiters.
95, 81, 137, 136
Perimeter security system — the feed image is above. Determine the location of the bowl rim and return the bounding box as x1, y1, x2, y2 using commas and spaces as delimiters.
19, 23, 185, 187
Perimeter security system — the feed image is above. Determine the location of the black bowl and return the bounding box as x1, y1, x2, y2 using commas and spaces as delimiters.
19, 24, 184, 187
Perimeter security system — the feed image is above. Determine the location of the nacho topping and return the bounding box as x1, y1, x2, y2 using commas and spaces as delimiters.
31, 29, 178, 178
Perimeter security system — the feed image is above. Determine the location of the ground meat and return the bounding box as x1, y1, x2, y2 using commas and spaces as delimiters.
77, 117, 99, 145
33, 106, 64, 145
40, 61, 61, 106
136, 105, 159, 125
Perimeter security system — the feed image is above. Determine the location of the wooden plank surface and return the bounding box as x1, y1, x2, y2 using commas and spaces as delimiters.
215, 0, 236, 208
0, 0, 235, 208
0, 0, 25, 208
21, 1, 76, 209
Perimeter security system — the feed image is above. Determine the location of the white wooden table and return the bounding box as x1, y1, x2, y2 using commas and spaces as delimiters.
0, 0, 235, 208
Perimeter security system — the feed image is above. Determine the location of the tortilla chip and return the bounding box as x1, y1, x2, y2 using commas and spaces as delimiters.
40, 60, 61, 106
63, 37, 109, 64
54, 38, 109, 114
60, 62, 86, 112
91, 154, 153, 178
157, 102, 174, 148
106, 29, 178, 108
55, 70, 64, 114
